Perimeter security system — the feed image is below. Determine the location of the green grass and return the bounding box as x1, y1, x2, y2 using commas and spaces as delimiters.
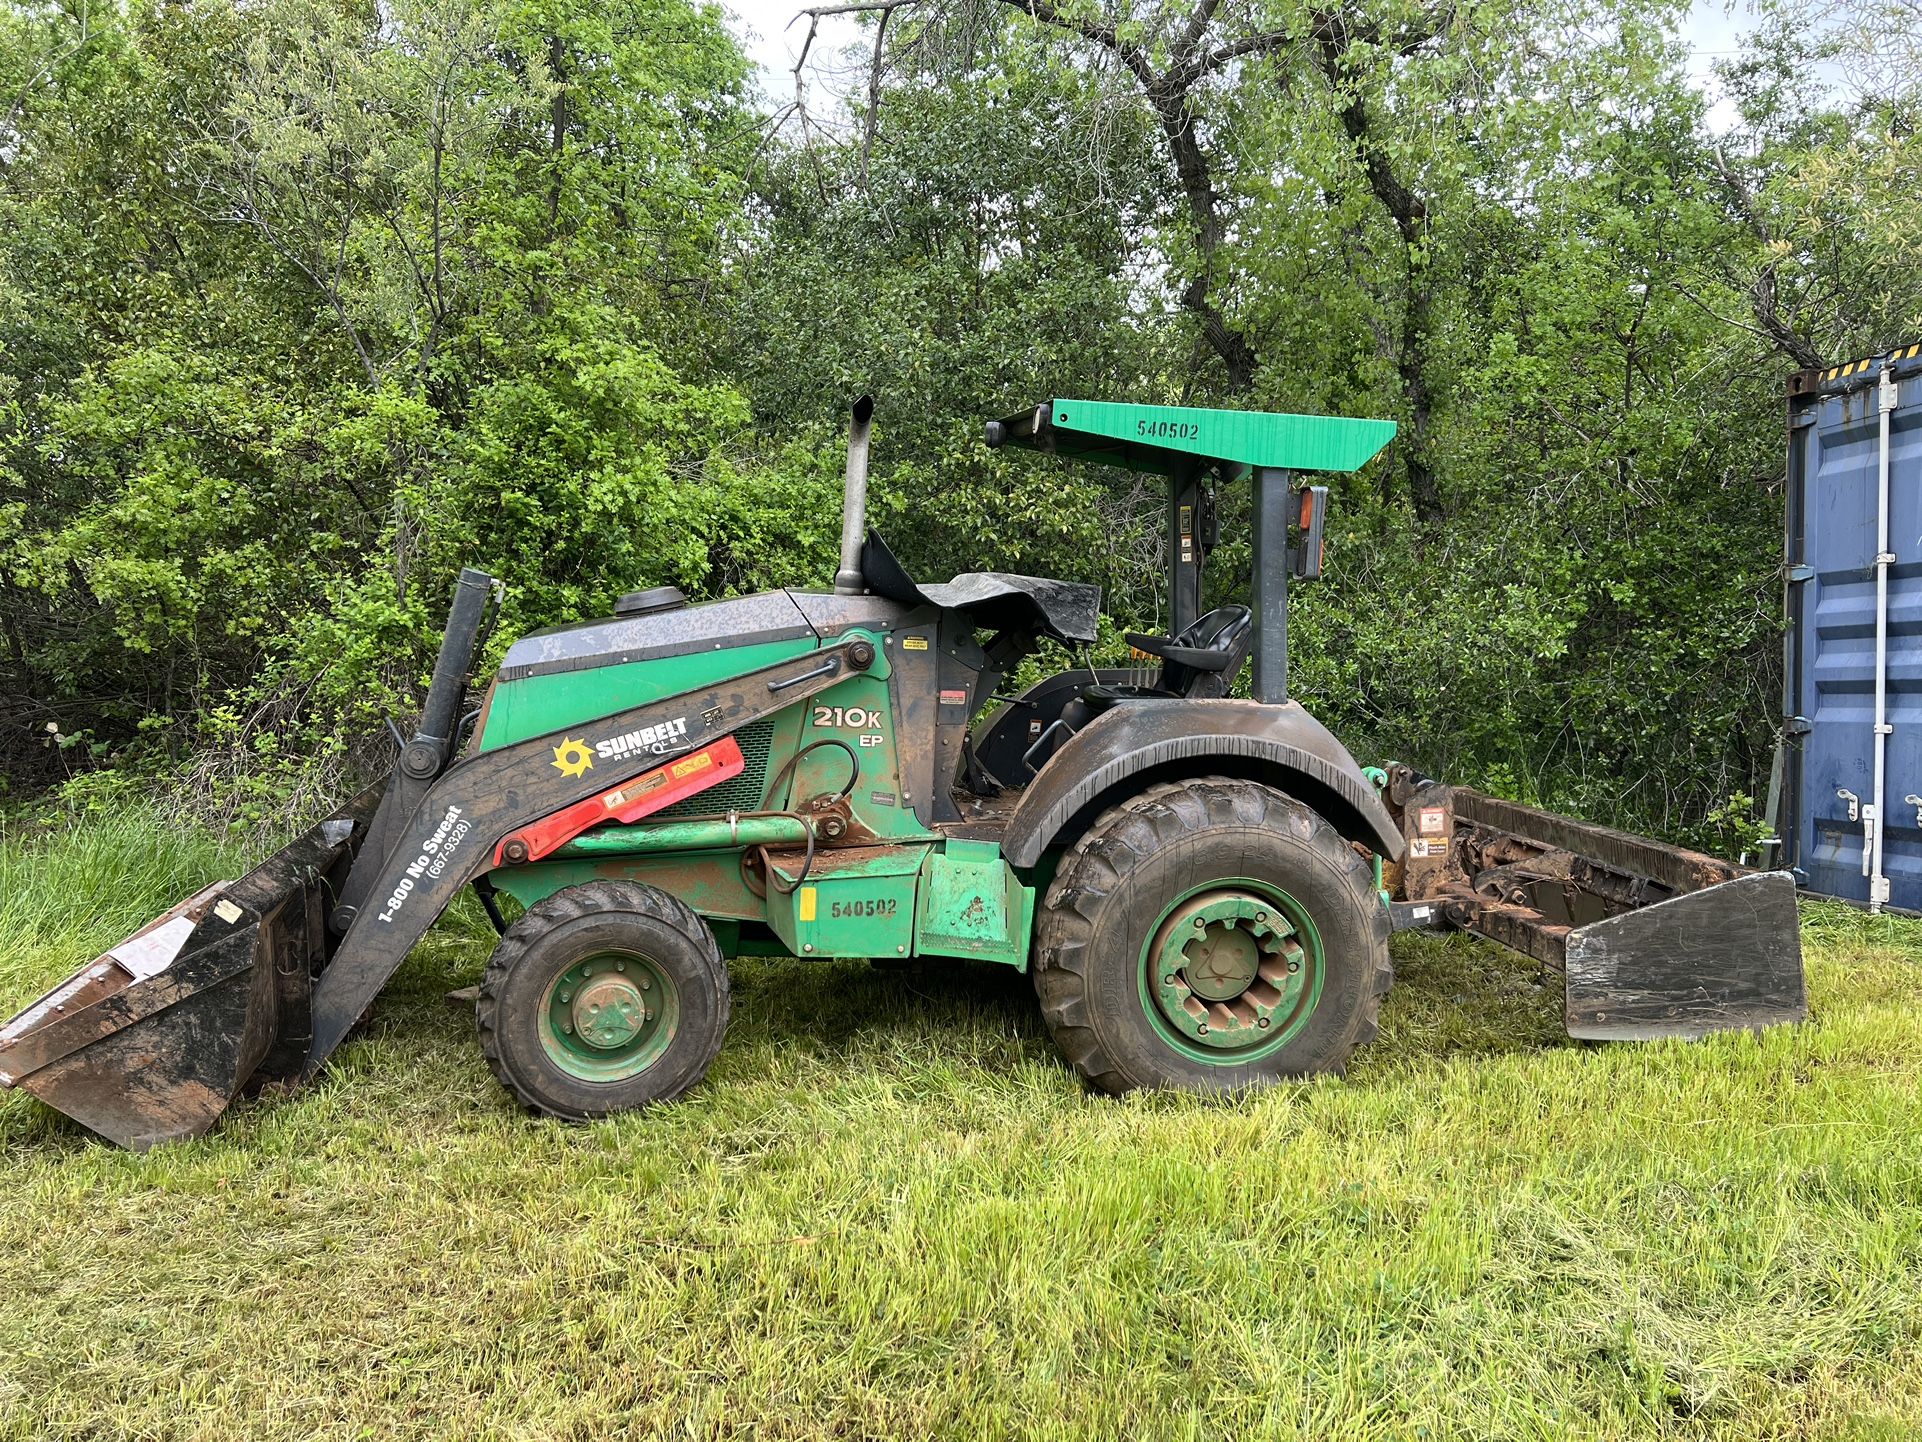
2, 814, 1921, 1441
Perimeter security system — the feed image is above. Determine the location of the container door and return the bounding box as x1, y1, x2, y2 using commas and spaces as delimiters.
1784, 352, 1922, 908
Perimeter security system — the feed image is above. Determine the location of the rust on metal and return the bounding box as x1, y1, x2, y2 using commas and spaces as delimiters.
759, 842, 918, 880
1385, 765, 1738, 968
0, 785, 381, 1149
1382, 765, 1806, 1040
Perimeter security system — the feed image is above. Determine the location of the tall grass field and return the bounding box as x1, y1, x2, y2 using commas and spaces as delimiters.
1, 811, 1919, 1440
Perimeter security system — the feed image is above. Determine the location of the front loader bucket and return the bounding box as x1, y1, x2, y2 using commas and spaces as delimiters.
1385, 769, 1806, 1041
0, 786, 381, 1149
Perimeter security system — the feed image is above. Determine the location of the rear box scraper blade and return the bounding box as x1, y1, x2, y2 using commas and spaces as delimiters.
1386, 769, 1808, 1042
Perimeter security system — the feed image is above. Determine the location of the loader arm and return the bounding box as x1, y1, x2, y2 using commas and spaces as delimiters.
0, 635, 878, 1148
301, 637, 878, 1075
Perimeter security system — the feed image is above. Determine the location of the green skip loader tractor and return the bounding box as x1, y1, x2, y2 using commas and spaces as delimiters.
0, 398, 1808, 1148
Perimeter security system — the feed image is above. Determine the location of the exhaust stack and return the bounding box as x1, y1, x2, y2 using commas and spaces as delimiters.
834, 395, 875, 595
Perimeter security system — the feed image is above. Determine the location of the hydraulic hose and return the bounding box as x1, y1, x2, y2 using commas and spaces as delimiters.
757, 738, 861, 893
761, 738, 861, 811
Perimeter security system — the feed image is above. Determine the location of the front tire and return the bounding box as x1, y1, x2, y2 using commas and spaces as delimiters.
477, 880, 730, 1119
1033, 778, 1391, 1095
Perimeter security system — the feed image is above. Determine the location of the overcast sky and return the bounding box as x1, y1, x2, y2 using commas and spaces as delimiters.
720, 0, 1761, 127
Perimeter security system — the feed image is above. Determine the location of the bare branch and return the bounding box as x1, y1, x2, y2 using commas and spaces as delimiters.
789, 10, 821, 112
1705, 145, 1828, 369
794, 0, 915, 17
997, 0, 1155, 87
1172, 26, 1294, 89
860, 3, 894, 185
1173, 0, 1223, 64
1310, 6, 1444, 519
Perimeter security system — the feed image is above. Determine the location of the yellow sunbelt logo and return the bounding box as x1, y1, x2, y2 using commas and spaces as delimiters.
550, 737, 595, 779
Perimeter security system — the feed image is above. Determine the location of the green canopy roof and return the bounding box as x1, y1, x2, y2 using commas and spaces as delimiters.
986, 399, 1397, 477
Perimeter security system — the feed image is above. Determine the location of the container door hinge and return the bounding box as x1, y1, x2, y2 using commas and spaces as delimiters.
1784, 715, 1812, 737
1787, 563, 1814, 583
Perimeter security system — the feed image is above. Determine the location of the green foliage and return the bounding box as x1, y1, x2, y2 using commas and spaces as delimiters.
2, 0, 1918, 844
0, 0, 830, 807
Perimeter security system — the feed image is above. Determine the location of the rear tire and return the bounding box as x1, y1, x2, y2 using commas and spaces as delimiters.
477, 880, 729, 1119
1033, 777, 1391, 1095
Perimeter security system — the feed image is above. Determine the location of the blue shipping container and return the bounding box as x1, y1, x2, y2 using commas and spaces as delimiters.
1778, 341, 1922, 909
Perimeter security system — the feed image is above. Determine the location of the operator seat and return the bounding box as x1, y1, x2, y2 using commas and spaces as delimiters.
1017, 604, 1254, 776
1083, 604, 1254, 710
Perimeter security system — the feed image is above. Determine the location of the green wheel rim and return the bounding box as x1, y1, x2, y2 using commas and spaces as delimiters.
1137, 877, 1324, 1065
538, 951, 679, 1082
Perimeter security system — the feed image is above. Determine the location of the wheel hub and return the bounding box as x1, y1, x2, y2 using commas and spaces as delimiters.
571, 974, 648, 1049
1147, 891, 1311, 1053
1183, 920, 1264, 1000
540, 953, 675, 1080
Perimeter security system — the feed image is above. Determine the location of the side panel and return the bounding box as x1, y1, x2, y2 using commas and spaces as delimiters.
782, 667, 933, 841
483, 640, 814, 750
1564, 871, 1805, 1041
491, 851, 765, 921
764, 847, 927, 957
1783, 349, 1922, 907
1000, 699, 1404, 869
915, 842, 1034, 969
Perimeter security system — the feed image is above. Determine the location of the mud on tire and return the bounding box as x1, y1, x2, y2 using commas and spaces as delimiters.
477, 879, 729, 1119
1032, 777, 1392, 1095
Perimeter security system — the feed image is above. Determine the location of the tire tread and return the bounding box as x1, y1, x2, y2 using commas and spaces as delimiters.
1033, 775, 1391, 1095
476, 880, 729, 1117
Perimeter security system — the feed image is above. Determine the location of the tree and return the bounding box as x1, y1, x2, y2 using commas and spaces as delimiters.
0, 0, 780, 793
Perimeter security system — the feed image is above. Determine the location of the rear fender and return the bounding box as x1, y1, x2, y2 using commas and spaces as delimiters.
1001, 699, 1404, 869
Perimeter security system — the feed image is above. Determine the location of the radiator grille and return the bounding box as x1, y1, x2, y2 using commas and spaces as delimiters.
658, 719, 774, 817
